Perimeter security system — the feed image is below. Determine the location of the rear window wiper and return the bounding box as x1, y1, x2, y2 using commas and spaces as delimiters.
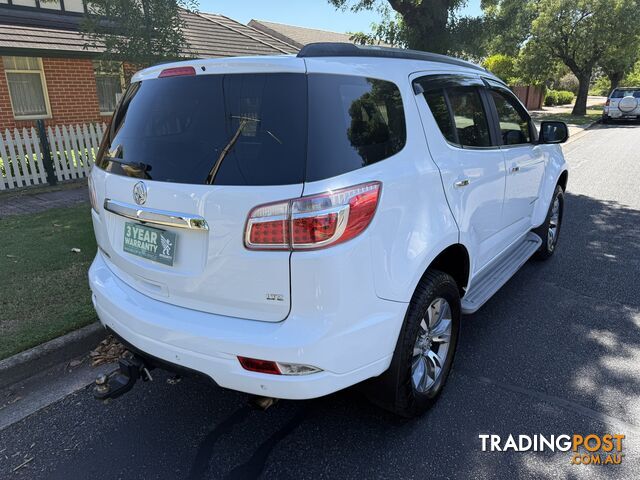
103, 156, 151, 172
206, 115, 282, 185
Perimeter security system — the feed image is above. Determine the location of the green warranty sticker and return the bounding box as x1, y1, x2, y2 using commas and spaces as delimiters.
123, 222, 177, 266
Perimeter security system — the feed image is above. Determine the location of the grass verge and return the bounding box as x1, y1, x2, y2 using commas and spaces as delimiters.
531, 107, 603, 126
0, 204, 97, 359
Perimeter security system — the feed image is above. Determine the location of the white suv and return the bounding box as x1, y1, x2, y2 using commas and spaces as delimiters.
88, 43, 569, 417
603, 87, 640, 122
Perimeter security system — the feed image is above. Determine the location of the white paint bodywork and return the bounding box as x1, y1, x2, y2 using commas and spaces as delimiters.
89, 54, 568, 399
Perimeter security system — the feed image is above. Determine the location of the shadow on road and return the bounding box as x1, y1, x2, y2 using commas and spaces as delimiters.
3, 191, 640, 479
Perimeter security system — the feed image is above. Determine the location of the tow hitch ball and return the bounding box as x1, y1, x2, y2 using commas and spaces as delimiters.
94, 353, 153, 401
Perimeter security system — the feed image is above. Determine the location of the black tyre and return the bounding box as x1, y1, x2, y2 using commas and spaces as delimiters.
533, 185, 564, 260
365, 270, 460, 417
602, 115, 610, 124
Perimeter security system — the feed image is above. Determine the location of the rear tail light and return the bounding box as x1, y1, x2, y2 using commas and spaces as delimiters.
605, 99, 610, 106
245, 181, 381, 251
158, 66, 196, 78
238, 356, 321, 376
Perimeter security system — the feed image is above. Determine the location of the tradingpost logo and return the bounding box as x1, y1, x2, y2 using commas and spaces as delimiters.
479, 434, 625, 465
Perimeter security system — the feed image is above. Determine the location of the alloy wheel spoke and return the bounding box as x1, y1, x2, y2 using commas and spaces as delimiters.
420, 318, 429, 335
412, 356, 427, 391
431, 319, 452, 343
418, 357, 431, 391
426, 349, 443, 377
428, 298, 444, 328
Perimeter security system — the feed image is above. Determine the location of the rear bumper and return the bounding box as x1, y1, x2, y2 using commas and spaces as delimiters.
604, 108, 640, 118
89, 252, 406, 399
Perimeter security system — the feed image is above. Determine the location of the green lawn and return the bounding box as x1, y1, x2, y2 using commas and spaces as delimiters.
0, 204, 97, 359
531, 107, 603, 126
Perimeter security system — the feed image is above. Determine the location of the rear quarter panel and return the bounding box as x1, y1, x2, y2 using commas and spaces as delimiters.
301, 59, 460, 303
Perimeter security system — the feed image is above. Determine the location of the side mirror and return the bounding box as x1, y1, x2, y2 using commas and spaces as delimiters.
539, 121, 569, 144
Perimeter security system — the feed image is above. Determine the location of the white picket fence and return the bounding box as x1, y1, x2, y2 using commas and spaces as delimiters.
0, 123, 107, 190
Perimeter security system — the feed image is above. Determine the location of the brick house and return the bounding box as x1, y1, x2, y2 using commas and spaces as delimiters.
0, 2, 297, 132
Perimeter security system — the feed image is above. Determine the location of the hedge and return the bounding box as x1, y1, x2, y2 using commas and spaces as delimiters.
544, 90, 575, 106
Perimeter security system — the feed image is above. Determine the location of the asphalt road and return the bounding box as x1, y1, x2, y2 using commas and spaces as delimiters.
2, 122, 640, 479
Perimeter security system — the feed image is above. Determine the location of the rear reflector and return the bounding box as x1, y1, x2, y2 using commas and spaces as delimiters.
158, 66, 196, 78
245, 181, 381, 251
238, 357, 321, 376
238, 357, 281, 375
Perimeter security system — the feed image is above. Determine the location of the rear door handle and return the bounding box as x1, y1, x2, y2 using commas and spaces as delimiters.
454, 179, 470, 188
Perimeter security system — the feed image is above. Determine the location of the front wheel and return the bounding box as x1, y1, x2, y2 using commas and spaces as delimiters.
533, 185, 564, 260
365, 270, 460, 417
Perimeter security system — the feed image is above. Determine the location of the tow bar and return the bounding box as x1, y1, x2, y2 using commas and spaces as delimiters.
93, 352, 154, 401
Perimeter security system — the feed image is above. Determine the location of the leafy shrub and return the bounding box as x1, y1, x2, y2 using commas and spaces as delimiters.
556, 91, 574, 105
544, 90, 558, 106
544, 90, 574, 106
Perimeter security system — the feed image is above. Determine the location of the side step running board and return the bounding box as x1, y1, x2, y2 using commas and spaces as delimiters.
461, 232, 542, 314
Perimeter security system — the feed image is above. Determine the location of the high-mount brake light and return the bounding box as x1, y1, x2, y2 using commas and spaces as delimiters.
158, 66, 196, 78
244, 182, 381, 251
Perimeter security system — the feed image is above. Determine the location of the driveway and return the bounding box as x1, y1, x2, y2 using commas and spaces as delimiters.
1, 122, 639, 479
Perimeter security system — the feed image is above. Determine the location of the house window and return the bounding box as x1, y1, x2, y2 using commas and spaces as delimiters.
40, 0, 62, 10
11, 0, 37, 7
93, 61, 123, 114
63, 0, 85, 13
3, 56, 50, 119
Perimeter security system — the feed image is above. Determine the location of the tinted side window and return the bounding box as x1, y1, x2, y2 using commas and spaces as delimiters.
306, 74, 406, 182
489, 90, 532, 145
446, 87, 491, 147
424, 90, 457, 144
97, 73, 307, 186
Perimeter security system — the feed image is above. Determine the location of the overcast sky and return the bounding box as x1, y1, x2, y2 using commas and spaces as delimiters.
200, 0, 483, 34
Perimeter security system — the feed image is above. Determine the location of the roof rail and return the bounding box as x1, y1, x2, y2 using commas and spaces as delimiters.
297, 42, 486, 73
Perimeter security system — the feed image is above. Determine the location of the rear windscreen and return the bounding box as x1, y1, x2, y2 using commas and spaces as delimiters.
98, 73, 308, 186
611, 89, 640, 98
97, 72, 406, 185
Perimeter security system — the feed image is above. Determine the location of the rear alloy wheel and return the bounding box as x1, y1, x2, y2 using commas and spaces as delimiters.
411, 297, 453, 393
533, 185, 564, 260
365, 270, 460, 417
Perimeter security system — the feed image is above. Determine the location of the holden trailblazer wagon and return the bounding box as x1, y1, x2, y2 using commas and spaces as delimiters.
88, 43, 569, 417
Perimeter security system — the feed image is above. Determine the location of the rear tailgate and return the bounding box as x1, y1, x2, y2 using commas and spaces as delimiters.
91, 61, 307, 322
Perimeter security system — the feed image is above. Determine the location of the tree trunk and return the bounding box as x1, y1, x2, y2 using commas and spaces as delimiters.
572, 72, 591, 116
608, 71, 624, 92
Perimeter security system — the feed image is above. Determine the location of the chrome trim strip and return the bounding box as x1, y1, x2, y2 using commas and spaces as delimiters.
103, 199, 209, 231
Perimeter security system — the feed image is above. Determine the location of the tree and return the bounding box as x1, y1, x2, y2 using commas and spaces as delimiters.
329, 0, 468, 54
598, 32, 640, 92
348, 5, 408, 47
481, 0, 536, 57
529, 0, 640, 115
82, 0, 198, 68
482, 54, 518, 83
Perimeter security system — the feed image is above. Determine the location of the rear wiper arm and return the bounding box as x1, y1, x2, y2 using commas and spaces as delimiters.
206, 116, 283, 185
206, 117, 256, 185
104, 156, 151, 172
